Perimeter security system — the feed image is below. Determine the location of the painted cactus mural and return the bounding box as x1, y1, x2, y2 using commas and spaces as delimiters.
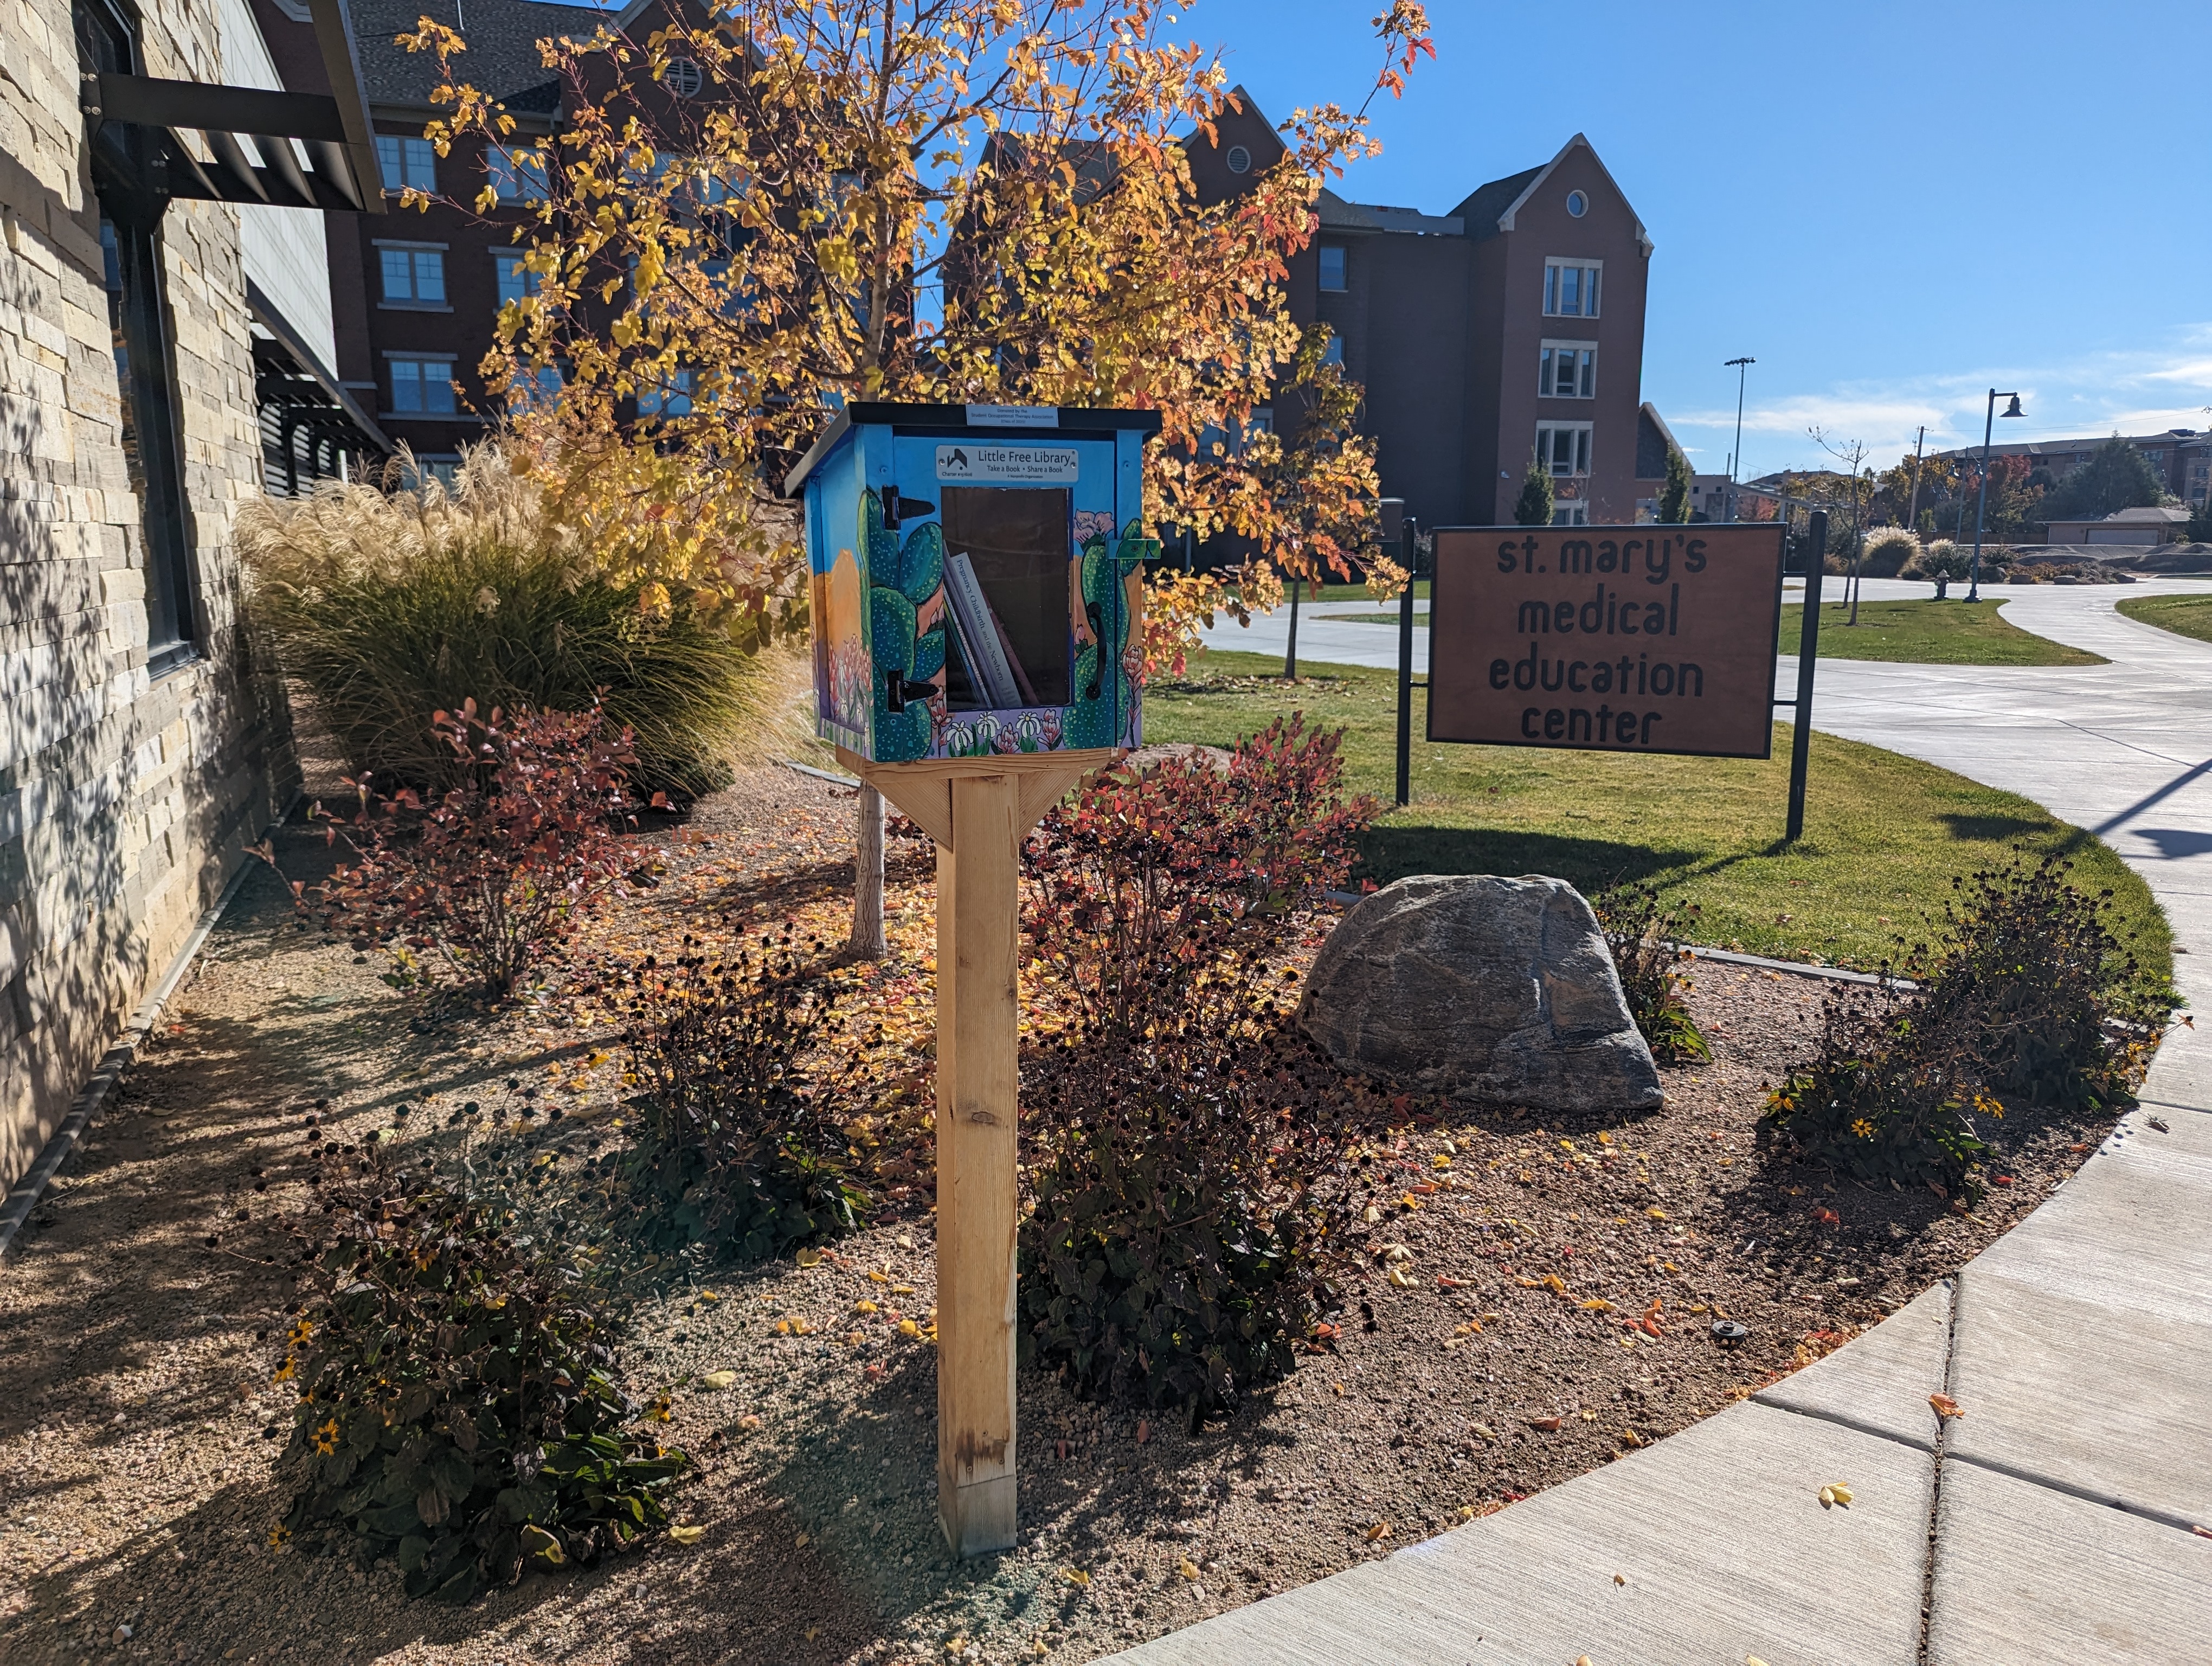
1065, 522, 1157, 751
864, 489, 947, 761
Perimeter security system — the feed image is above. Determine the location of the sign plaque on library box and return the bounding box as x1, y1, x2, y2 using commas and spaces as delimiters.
1427, 524, 1787, 760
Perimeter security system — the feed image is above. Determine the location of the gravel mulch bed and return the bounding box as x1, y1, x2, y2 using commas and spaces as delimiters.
0, 764, 2127, 1665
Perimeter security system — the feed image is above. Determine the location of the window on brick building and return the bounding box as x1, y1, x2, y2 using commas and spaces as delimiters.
388, 357, 459, 415
1539, 340, 1597, 398
377, 245, 447, 305
494, 252, 530, 310
1535, 421, 1593, 477
1319, 244, 1347, 291
1544, 258, 1602, 317
376, 135, 437, 193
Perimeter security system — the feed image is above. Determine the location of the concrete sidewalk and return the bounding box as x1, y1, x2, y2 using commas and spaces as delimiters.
1124, 584, 2212, 1663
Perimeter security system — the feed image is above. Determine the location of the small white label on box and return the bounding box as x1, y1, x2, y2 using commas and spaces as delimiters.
962, 403, 1059, 428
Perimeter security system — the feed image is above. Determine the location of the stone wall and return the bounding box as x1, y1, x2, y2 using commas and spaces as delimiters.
0, 0, 298, 1190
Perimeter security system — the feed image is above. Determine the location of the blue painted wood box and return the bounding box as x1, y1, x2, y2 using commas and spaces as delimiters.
786, 403, 1161, 763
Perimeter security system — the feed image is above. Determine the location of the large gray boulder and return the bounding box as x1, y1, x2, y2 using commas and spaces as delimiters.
1299, 874, 1663, 1112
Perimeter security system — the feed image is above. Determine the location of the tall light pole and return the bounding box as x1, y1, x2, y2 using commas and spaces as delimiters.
1966, 388, 2024, 603
1725, 356, 1756, 522
1904, 424, 1927, 535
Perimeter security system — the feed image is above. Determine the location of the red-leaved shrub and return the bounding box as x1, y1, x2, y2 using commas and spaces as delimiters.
308, 701, 646, 999
1021, 714, 1376, 1038
1016, 716, 1375, 1411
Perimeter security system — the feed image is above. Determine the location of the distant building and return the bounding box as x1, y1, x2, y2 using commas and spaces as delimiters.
1194, 118, 1656, 528
2043, 506, 2194, 547
1932, 429, 2211, 507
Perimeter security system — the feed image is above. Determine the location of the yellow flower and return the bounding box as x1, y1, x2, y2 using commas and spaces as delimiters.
1850, 1118, 1877, 1139
272, 1357, 296, 1385
288, 1318, 314, 1347
313, 1418, 341, 1456
267, 1526, 292, 1548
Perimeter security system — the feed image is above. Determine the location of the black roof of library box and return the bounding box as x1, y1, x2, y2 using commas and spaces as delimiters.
782, 403, 1163, 497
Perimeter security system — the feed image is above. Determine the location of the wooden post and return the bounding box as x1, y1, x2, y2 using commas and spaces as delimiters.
935, 771, 1021, 1552
835, 746, 1116, 1556
850, 782, 887, 959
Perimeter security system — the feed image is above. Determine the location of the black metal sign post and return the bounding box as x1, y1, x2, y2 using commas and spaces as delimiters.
1780, 509, 1827, 842
1386, 501, 1422, 808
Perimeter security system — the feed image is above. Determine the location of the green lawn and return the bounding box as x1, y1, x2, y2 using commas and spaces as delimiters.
2116, 591, 2212, 645
1304, 579, 1427, 604
1778, 598, 2104, 665
1146, 649, 2168, 973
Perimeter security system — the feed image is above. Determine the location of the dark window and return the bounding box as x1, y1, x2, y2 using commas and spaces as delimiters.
80, 0, 198, 671
939, 488, 1072, 706
376, 135, 437, 192
1319, 244, 1347, 291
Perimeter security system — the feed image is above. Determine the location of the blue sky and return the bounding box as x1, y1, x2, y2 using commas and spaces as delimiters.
1178, 0, 2212, 478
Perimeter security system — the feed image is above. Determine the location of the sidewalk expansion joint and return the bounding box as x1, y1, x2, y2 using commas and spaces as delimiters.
1744, 1394, 1936, 1459
1916, 1273, 1963, 1666
1933, 1449, 2211, 1539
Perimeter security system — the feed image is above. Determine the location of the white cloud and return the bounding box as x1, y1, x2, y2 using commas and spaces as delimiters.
1660, 328, 2212, 472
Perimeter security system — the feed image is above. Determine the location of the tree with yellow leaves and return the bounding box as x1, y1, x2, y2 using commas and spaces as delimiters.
406, 0, 1432, 950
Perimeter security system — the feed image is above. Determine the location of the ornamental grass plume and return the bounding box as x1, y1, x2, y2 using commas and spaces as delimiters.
237, 440, 806, 798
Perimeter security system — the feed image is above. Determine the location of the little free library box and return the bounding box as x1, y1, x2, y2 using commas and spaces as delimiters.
785, 402, 1163, 764
785, 402, 1163, 1559
1429, 524, 1787, 758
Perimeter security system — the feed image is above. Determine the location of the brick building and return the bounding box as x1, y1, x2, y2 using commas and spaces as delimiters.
1, 0, 385, 1191
1191, 113, 1663, 530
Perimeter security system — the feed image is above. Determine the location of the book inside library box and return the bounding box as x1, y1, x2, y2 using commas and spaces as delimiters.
939, 488, 1071, 709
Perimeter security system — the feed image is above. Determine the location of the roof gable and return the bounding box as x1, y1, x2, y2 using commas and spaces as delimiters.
1455, 134, 1651, 254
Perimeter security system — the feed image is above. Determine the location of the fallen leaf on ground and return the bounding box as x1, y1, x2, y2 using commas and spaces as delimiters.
796, 1248, 823, 1268
737, 1414, 762, 1432
795, 1532, 810, 1549
1818, 1483, 1854, 1508
1178, 1558, 1199, 1580
1930, 1393, 1963, 1419
1527, 1415, 1564, 1432
1060, 1567, 1091, 1587
1365, 1520, 1391, 1541
668, 1525, 706, 1545
701, 1370, 737, 1391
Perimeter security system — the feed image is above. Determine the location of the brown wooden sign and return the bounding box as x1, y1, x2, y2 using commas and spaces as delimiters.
1427, 524, 1787, 759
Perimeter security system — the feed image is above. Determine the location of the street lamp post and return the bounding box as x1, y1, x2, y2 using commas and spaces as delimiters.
1725, 356, 1756, 522
1966, 389, 2024, 603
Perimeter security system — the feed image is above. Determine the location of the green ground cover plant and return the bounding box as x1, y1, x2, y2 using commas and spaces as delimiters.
277, 1142, 687, 1599
1777, 599, 2104, 665
1143, 650, 2170, 975
2115, 591, 2212, 645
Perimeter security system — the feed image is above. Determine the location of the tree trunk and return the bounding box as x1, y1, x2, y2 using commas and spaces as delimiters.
850, 781, 887, 959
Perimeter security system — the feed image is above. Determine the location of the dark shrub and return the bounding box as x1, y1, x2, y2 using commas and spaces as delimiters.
615, 940, 867, 1260
1920, 856, 2174, 1110
1763, 991, 1990, 1189
1592, 882, 1709, 1064
1765, 855, 2176, 1189
278, 1145, 685, 1599
1022, 714, 1376, 1040
1018, 973, 1356, 1413
309, 701, 644, 1000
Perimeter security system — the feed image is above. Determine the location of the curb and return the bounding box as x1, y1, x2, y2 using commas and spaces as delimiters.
0, 834, 276, 1261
